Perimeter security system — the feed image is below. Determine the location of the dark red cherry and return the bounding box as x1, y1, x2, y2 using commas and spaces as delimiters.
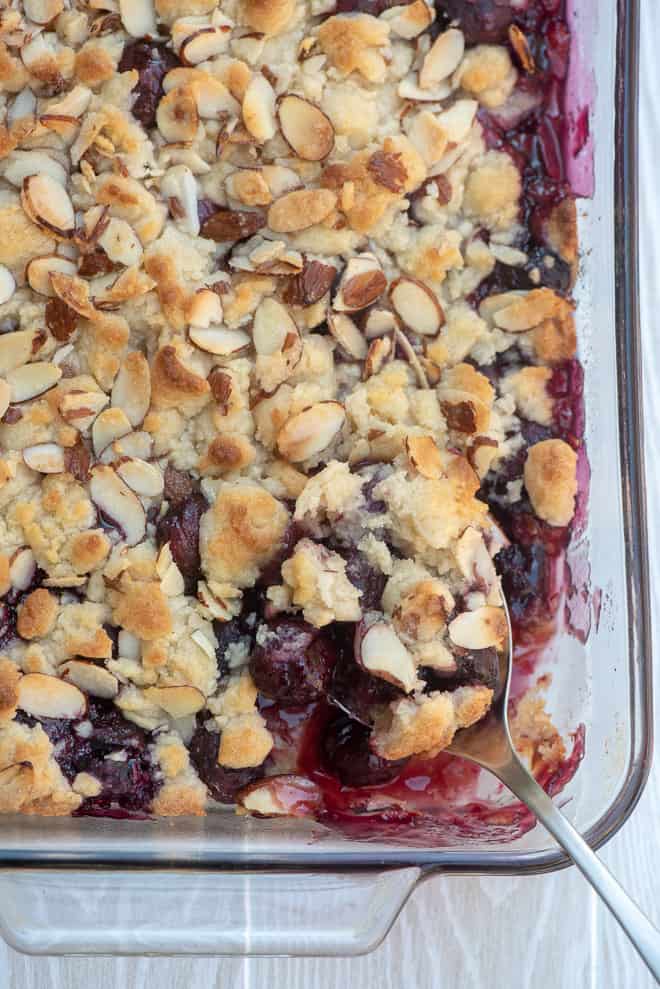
249, 618, 337, 705
321, 713, 408, 788
188, 720, 267, 803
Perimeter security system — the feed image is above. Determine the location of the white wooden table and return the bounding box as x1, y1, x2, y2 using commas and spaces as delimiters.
3, 3, 659, 985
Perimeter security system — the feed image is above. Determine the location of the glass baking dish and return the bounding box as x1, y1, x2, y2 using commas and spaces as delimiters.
0, 0, 649, 957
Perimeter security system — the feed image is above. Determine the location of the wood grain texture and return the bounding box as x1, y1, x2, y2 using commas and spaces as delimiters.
1, 2, 659, 985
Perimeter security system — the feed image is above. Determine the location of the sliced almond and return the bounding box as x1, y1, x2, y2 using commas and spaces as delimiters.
267, 188, 337, 234
398, 76, 452, 102
389, 277, 444, 336
22, 442, 65, 474
333, 254, 387, 313
190, 75, 240, 117
363, 307, 399, 340
61, 660, 119, 700
24, 0, 64, 25
109, 430, 153, 461
384, 0, 434, 39
0, 265, 15, 305
89, 465, 147, 546
97, 217, 144, 266
18, 673, 87, 720
242, 73, 277, 143
92, 407, 132, 457
144, 685, 205, 718
119, 0, 157, 38
277, 401, 345, 462
58, 390, 109, 432
188, 287, 223, 328
9, 548, 36, 592
111, 352, 151, 428
189, 326, 250, 356
363, 335, 392, 379
21, 174, 74, 240
237, 775, 323, 818
262, 164, 303, 198
5, 150, 67, 188
200, 208, 266, 242
435, 99, 478, 144
161, 164, 199, 237
420, 27, 465, 90
406, 434, 443, 479
327, 312, 368, 360
282, 258, 337, 306
252, 297, 298, 355
7, 362, 62, 403
356, 619, 418, 692
448, 606, 507, 651
116, 458, 164, 498
181, 26, 230, 65
278, 95, 334, 161
0, 330, 43, 376
26, 255, 78, 297
455, 526, 497, 592
157, 86, 199, 143
0, 380, 9, 420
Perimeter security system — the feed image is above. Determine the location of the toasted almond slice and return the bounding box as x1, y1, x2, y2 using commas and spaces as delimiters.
157, 86, 199, 142
22, 442, 65, 474
0, 380, 9, 420
21, 174, 74, 240
189, 326, 250, 356
448, 606, 507, 650
277, 401, 345, 462
9, 548, 36, 592
394, 327, 429, 389
24, 0, 64, 24
58, 390, 109, 432
363, 307, 399, 340
116, 457, 164, 497
119, 0, 157, 38
161, 164, 199, 236
190, 76, 240, 117
455, 526, 497, 591
237, 774, 323, 818
363, 335, 392, 379
406, 434, 443, 479
268, 188, 337, 234
111, 352, 151, 428
7, 362, 61, 403
188, 287, 222, 327
92, 407, 132, 456
435, 99, 478, 144
8, 87, 37, 124
181, 26, 230, 65
389, 277, 444, 336
262, 164, 302, 198
384, 0, 434, 39
61, 660, 119, 700
327, 312, 368, 360
5, 150, 67, 188
18, 673, 87, 720
89, 465, 146, 546
109, 430, 153, 461
278, 95, 334, 161
420, 27, 465, 89
20, 33, 60, 81
39, 115, 79, 144
333, 254, 386, 313
252, 297, 297, 356
0, 330, 43, 376
0, 265, 15, 305
398, 76, 452, 102
25, 255, 77, 296
144, 685, 205, 718
97, 217, 144, 266
242, 73, 277, 143
356, 619, 418, 692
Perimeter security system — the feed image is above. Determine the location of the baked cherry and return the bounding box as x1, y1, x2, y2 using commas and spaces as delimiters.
443, 0, 515, 44
188, 719, 266, 803
156, 491, 208, 594
249, 618, 337, 705
329, 638, 401, 726
419, 647, 500, 694
118, 42, 180, 129
321, 713, 408, 788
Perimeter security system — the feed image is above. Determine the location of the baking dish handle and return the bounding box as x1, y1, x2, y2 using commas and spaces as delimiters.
0, 867, 420, 956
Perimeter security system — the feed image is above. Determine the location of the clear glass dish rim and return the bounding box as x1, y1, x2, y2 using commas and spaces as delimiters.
0, 0, 649, 879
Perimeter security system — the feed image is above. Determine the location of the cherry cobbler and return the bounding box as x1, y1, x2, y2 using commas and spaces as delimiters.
0, 0, 583, 823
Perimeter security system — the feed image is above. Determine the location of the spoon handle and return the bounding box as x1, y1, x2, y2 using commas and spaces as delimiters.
499, 754, 660, 983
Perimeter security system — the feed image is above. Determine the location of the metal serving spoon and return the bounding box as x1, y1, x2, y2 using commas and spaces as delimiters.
447, 596, 660, 982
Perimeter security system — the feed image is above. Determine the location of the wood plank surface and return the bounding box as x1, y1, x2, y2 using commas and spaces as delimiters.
1, 1, 658, 985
